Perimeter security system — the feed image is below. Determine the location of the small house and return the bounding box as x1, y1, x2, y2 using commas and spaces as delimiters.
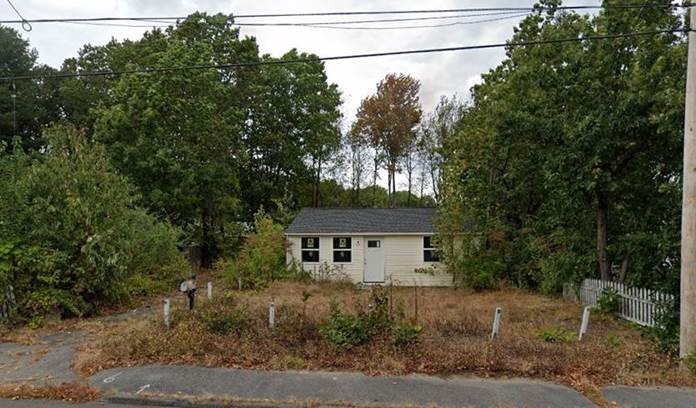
285, 208, 452, 286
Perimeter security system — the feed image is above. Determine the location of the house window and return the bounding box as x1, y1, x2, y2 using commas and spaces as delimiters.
301, 237, 320, 263
333, 237, 352, 263
367, 240, 380, 248
424, 236, 440, 262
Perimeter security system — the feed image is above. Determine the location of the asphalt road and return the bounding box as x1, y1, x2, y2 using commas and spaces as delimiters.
90, 364, 595, 408
4, 327, 696, 407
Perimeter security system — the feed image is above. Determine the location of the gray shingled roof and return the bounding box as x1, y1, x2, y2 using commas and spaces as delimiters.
286, 207, 437, 234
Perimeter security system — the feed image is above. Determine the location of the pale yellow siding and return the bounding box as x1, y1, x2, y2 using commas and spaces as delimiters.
286, 234, 452, 286
383, 236, 452, 286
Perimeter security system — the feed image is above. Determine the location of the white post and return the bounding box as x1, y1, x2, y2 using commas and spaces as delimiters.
163, 298, 170, 329
682, 6, 696, 359
578, 306, 591, 341
268, 302, 275, 328
490, 307, 502, 340
207, 282, 212, 300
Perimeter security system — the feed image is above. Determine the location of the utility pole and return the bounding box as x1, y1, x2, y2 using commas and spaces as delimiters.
681, 6, 696, 359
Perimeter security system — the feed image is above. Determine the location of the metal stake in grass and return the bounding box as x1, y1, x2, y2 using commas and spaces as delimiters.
163, 298, 170, 329
207, 282, 212, 300
268, 302, 276, 328
578, 306, 591, 341
490, 307, 502, 340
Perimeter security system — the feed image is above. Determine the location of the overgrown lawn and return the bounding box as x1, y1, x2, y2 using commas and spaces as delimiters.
75, 281, 695, 396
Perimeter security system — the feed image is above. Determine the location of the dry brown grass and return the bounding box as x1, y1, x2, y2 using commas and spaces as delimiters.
0, 382, 102, 402
75, 280, 696, 395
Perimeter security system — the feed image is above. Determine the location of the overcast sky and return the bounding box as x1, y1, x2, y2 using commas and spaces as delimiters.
3, 0, 604, 118
1, 0, 601, 191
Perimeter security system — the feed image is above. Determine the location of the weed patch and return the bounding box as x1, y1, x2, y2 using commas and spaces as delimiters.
0, 382, 102, 402
76, 281, 696, 394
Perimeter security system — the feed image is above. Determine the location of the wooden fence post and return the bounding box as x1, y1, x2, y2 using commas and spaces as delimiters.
163, 298, 170, 329
268, 302, 275, 328
578, 306, 591, 341
490, 307, 502, 340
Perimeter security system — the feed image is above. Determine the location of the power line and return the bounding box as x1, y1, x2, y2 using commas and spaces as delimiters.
0, 11, 533, 31
253, 13, 532, 30
64, 20, 170, 28
0, 28, 685, 82
4, 0, 31, 31
234, 10, 528, 26
0, 3, 687, 25
237, 12, 531, 30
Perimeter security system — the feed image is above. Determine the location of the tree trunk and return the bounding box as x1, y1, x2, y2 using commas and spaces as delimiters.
407, 164, 413, 207
596, 193, 611, 281
372, 155, 379, 206
430, 167, 438, 201
313, 157, 322, 207
419, 176, 424, 206
392, 168, 397, 207
388, 161, 396, 208
311, 157, 319, 207
200, 206, 212, 269
387, 170, 392, 207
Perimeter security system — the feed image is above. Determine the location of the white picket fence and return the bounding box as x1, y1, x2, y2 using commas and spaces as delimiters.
563, 279, 674, 327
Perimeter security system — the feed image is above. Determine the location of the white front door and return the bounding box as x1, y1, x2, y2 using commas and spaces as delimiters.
363, 238, 385, 283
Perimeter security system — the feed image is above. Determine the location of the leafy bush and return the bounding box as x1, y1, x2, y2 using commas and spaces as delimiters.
205, 306, 247, 335
320, 299, 371, 351
598, 288, 621, 314
684, 352, 696, 377
223, 211, 288, 289
392, 321, 422, 347
320, 289, 422, 350
0, 127, 186, 321
538, 327, 574, 343
651, 297, 679, 355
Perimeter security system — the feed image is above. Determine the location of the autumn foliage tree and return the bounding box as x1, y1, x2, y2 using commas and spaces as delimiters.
353, 74, 422, 207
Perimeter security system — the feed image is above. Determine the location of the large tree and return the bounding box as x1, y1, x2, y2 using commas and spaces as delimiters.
438, 0, 685, 292
0, 26, 60, 151
353, 74, 422, 207
86, 14, 341, 265
419, 95, 463, 201
240, 49, 342, 213
93, 14, 258, 268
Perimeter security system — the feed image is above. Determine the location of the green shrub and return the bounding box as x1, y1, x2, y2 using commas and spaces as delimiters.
598, 288, 621, 314
685, 352, 696, 377
320, 299, 371, 351
651, 297, 679, 355
205, 306, 247, 335
320, 289, 423, 350
223, 211, 288, 289
392, 321, 422, 347
364, 288, 392, 331
538, 327, 574, 343
0, 126, 186, 321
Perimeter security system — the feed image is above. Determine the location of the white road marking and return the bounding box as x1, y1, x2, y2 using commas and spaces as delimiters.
136, 384, 151, 394
103, 372, 123, 383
